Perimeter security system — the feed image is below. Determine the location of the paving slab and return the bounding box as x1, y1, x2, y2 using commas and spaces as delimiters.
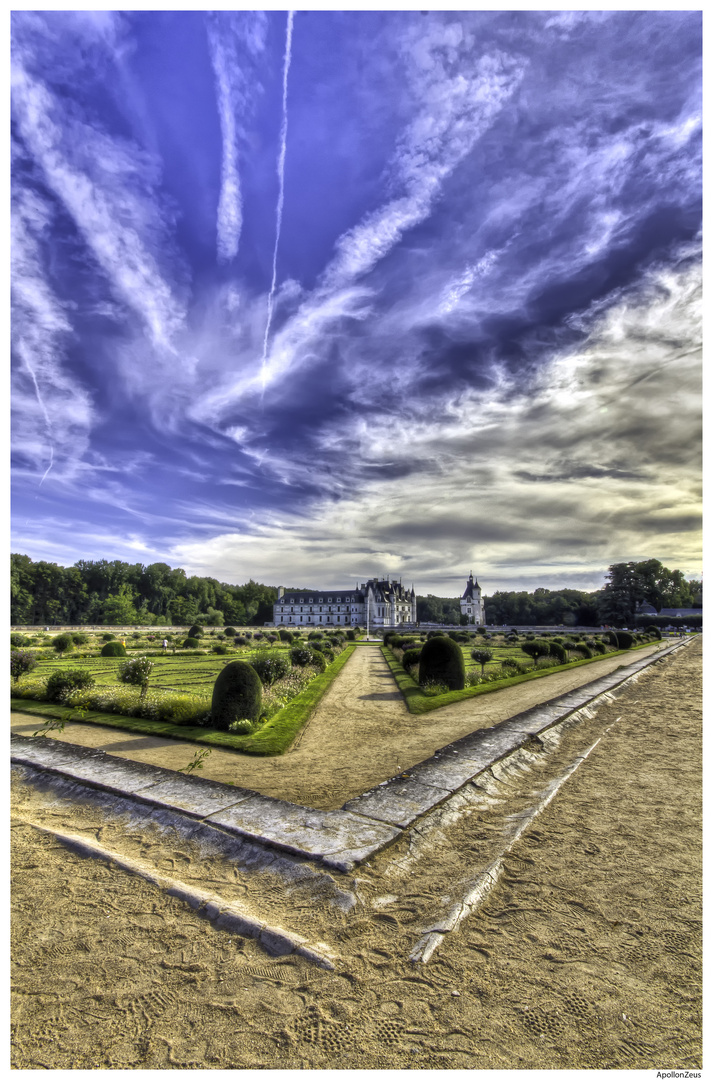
203, 798, 402, 873
342, 778, 452, 827
136, 773, 254, 818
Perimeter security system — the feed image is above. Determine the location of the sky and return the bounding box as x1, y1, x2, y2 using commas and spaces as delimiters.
10, 8, 702, 595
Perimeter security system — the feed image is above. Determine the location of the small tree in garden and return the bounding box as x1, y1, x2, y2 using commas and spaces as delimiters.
521, 639, 550, 668
11, 650, 37, 684
470, 647, 493, 677
118, 656, 154, 700
52, 633, 75, 654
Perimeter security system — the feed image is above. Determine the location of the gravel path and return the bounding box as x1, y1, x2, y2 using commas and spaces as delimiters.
11, 638, 701, 1069
11, 640, 666, 809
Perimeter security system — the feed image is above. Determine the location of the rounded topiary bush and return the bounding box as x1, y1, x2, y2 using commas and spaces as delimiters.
224, 626, 237, 636
418, 635, 465, 691
426, 630, 445, 639
646, 625, 662, 640
249, 650, 291, 686
549, 641, 568, 664
46, 668, 95, 702
101, 641, 127, 657
71, 632, 89, 645
10, 633, 31, 648
211, 661, 263, 730
212, 644, 229, 654
183, 637, 200, 649
187, 624, 204, 639
278, 628, 294, 642
102, 632, 115, 641
234, 635, 248, 646
614, 630, 635, 650
593, 640, 608, 654
290, 645, 313, 667
346, 629, 356, 641
309, 648, 327, 672
402, 647, 422, 673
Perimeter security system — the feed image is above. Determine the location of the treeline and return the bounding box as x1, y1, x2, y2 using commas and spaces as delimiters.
419, 559, 702, 627
10, 555, 278, 627
11, 554, 701, 628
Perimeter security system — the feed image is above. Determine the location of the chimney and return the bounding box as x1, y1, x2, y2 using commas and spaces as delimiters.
277, 586, 284, 599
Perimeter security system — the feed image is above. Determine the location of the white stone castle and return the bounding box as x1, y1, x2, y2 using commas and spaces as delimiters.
271, 572, 485, 629
272, 578, 417, 629
460, 571, 485, 625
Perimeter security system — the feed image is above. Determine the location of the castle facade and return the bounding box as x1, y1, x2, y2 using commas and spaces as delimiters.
272, 578, 417, 629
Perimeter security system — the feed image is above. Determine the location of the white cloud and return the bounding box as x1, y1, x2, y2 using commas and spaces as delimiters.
170, 252, 701, 593
11, 60, 185, 354
206, 13, 267, 263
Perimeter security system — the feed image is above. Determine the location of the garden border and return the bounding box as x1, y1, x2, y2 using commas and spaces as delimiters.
11, 638, 690, 873
380, 639, 662, 713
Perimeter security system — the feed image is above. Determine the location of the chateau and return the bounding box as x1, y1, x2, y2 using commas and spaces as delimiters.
272, 578, 417, 629
460, 571, 485, 625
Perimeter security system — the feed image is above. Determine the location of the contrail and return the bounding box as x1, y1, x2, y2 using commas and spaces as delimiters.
22, 351, 54, 487
260, 9, 294, 394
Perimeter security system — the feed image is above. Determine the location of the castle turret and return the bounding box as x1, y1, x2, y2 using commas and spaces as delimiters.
460, 572, 485, 625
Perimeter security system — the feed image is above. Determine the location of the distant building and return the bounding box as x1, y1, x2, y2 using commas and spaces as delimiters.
635, 600, 658, 617
658, 607, 701, 619
460, 572, 485, 625
272, 578, 417, 629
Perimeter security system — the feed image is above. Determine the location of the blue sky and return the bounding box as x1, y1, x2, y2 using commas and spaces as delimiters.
11, 9, 702, 594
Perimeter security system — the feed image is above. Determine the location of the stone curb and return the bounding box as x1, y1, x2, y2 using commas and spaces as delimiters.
11, 640, 688, 873
17, 817, 336, 969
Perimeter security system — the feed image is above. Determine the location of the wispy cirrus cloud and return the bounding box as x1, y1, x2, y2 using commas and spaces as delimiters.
206, 11, 267, 263
11, 19, 186, 354
11, 180, 93, 485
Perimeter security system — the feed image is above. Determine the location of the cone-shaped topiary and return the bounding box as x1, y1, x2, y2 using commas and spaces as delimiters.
211, 661, 263, 730
101, 641, 127, 657
187, 624, 204, 638
419, 635, 465, 690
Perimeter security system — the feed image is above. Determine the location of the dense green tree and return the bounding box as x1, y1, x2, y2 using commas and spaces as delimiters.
101, 584, 139, 625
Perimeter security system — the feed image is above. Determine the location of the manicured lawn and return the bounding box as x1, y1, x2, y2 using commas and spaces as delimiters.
11, 645, 357, 756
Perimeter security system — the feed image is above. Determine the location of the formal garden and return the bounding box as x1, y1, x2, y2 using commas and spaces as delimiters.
10, 622, 672, 755
10, 625, 361, 755
381, 625, 666, 713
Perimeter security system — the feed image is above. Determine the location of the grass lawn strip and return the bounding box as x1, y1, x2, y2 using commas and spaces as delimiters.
381, 642, 659, 714
11, 645, 357, 757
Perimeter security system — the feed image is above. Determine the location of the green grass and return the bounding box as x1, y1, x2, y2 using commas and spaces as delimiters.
26, 646, 294, 694
11, 644, 357, 756
381, 639, 661, 714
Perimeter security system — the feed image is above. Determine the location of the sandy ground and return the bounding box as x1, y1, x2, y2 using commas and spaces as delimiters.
12, 640, 667, 809
11, 638, 701, 1069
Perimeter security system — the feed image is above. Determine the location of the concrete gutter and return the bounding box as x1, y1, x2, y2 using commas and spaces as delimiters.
11, 640, 687, 873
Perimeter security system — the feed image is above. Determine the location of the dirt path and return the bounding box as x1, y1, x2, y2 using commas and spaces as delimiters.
11, 642, 669, 809
11, 638, 701, 1069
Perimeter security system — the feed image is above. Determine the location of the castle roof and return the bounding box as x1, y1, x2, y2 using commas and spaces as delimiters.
461, 571, 481, 600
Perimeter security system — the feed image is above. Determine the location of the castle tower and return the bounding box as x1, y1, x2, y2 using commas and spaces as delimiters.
460, 572, 485, 626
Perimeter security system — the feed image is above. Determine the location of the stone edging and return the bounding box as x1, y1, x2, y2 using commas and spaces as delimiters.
11, 640, 688, 873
